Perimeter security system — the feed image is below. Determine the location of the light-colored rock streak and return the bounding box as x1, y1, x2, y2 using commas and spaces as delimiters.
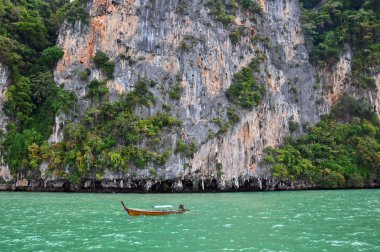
0, 62, 11, 181
0, 62, 9, 130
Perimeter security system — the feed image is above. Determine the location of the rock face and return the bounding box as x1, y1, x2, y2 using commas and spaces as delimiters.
2, 0, 379, 191
0, 62, 9, 131
0, 62, 11, 182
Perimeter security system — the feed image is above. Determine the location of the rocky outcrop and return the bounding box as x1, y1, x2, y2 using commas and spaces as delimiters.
53, 0, 317, 188
0, 62, 9, 131
0, 62, 11, 182
1, 0, 379, 191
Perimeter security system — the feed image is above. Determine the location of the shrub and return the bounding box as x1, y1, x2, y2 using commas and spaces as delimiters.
355, 76, 376, 89
318, 172, 345, 189
65, 0, 90, 24
227, 107, 240, 123
346, 174, 364, 188
176, 140, 197, 158
93, 51, 115, 79
125, 78, 155, 107
88, 79, 109, 101
229, 29, 242, 44
40, 46, 64, 66
79, 68, 91, 80
206, 0, 235, 26
226, 67, 265, 108
289, 120, 299, 133
168, 84, 183, 100
239, 0, 263, 15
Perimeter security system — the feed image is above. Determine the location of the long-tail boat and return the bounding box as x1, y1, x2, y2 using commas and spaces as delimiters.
121, 201, 189, 216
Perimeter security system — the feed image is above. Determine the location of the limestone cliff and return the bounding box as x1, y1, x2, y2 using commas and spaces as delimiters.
2, 0, 379, 191
0, 62, 11, 182
0, 62, 9, 131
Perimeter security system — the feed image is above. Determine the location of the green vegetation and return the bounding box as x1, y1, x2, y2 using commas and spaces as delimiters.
168, 83, 183, 100
64, 0, 90, 24
229, 29, 242, 44
213, 58, 264, 137
206, 0, 236, 26
176, 139, 197, 158
49, 106, 181, 179
126, 78, 156, 107
0, 0, 187, 181
227, 107, 240, 123
262, 96, 380, 188
175, 0, 188, 15
15, 77, 182, 180
288, 119, 300, 133
79, 68, 91, 80
300, 0, 380, 88
88, 79, 109, 102
209, 107, 240, 137
226, 67, 265, 108
239, 0, 263, 15
93, 51, 115, 79
206, 0, 262, 26
40, 46, 64, 67
0, 0, 88, 178
179, 35, 198, 51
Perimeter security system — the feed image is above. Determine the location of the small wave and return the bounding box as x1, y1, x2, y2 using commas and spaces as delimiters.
26, 236, 42, 242
223, 224, 233, 228
351, 241, 369, 247
295, 213, 303, 218
352, 232, 365, 236
45, 241, 64, 247
238, 247, 257, 251
102, 233, 115, 237
330, 240, 349, 247
271, 224, 284, 229
88, 245, 102, 250
115, 234, 126, 239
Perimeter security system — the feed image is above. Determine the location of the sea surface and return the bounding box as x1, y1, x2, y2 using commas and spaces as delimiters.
0, 190, 379, 251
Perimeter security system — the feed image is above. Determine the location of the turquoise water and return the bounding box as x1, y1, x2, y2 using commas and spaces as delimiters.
0, 190, 379, 251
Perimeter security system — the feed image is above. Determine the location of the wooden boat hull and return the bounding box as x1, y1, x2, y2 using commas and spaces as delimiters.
126, 208, 187, 216
121, 201, 188, 216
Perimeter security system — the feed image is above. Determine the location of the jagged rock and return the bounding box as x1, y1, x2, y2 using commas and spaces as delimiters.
172, 179, 183, 191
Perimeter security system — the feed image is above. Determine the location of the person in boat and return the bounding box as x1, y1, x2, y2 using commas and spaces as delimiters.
179, 204, 185, 211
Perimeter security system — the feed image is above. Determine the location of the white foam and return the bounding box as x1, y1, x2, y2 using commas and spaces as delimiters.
271, 224, 284, 229
295, 213, 303, 218
330, 240, 348, 247
351, 241, 368, 247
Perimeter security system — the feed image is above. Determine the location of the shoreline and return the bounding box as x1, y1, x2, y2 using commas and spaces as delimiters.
1, 180, 379, 193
